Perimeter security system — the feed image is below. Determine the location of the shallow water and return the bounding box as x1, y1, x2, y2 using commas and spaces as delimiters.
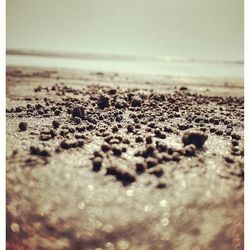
7, 54, 243, 79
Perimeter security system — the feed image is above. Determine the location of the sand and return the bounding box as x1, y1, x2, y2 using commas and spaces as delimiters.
6, 67, 244, 250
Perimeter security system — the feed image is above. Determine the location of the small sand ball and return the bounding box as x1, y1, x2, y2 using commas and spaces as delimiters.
92, 157, 102, 172
182, 129, 208, 148
19, 122, 27, 131
131, 96, 142, 107
115, 99, 128, 109
97, 95, 110, 109
184, 144, 196, 156
52, 120, 60, 129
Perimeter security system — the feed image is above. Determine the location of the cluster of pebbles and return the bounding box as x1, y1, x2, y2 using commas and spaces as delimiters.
6, 82, 244, 188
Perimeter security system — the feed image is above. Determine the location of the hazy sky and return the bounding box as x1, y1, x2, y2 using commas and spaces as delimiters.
7, 0, 243, 61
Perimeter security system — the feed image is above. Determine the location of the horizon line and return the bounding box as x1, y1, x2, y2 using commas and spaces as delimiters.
6, 48, 244, 65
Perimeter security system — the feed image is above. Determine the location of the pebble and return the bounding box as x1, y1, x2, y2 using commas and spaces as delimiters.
164, 127, 173, 133
131, 96, 142, 107
54, 110, 61, 116
156, 183, 167, 189
30, 146, 40, 155
112, 126, 119, 133
231, 132, 241, 140
52, 120, 60, 129
135, 136, 144, 143
215, 130, 223, 136
92, 157, 102, 171
106, 166, 136, 185
72, 107, 84, 118
115, 100, 128, 109
112, 146, 122, 156
60, 140, 84, 149
135, 162, 146, 173
172, 152, 181, 161
19, 122, 27, 131
73, 117, 82, 124
30, 146, 50, 157
97, 95, 110, 109
146, 136, 153, 144
15, 106, 23, 112
127, 125, 134, 133
8, 83, 244, 190
224, 156, 235, 164
149, 167, 164, 177
182, 129, 208, 148
232, 139, 239, 146
101, 144, 110, 152
146, 157, 158, 168
108, 88, 117, 95
184, 144, 196, 156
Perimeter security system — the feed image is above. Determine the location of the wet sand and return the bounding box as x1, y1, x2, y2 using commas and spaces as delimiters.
6, 67, 244, 250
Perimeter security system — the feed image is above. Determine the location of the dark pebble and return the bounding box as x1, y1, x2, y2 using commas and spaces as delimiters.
101, 144, 110, 152
164, 126, 173, 133
172, 152, 181, 161
149, 167, 164, 177
19, 122, 27, 131
112, 146, 122, 156
131, 97, 142, 107
112, 126, 119, 133
156, 142, 168, 152
72, 107, 84, 119
210, 127, 216, 133
180, 86, 188, 91
178, 124, 189, 130
213, 119, 220, 125
127, 125, 134, 133
123, 139, 130, 144
108, 89, 117, 95
182, 129, 208, 148
92, 157, 102, 172
215, 130, 223, 136
135, 163, 146, 173
184, 144, 196, 156
60, 139, 84, 149
231, 132, 241, 140
30, 146, 50, 157
54, 110, 61, 116
143, 146, 155, 157
52, 120, 60, 129
135, 136, 144, 143
115, 100, 128, 109
226, 130, 232, 136
146, 157, 158, 168
39, 150, 50, 157
97, 95, 110, 109
146, 136, 153, 144
232, 139, 239, 146
115, 115, 123, 122
93, 150, 104, 158
73, 117, 82, 124
156, 183, 167, 189
75, 133, 85, 139
30, 146, 40, 155
106, 166, 136, 185
224, 156, 235, 164
15, 106, 23, 112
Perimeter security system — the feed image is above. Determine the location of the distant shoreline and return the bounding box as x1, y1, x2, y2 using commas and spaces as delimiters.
6, 48, 243, 65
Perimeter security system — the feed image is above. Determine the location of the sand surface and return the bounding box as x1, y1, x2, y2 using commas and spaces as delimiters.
6, 67, 244, 250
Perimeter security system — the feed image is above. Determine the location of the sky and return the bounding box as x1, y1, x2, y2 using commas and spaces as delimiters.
6, 0, 243, 62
